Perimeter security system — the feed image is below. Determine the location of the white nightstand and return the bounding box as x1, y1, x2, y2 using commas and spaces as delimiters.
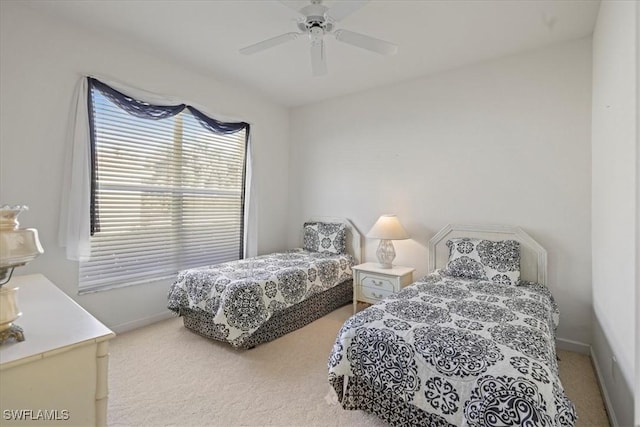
352, 262, 415, 313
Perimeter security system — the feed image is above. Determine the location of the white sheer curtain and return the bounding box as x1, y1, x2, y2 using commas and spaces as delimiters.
243, 137, 258, 259
59, 75, 257, 261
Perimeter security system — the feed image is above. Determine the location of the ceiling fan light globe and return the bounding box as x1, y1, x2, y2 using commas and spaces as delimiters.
309, 26, 323, 42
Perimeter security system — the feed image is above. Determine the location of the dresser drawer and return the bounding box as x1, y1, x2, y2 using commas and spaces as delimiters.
359, 285, 395, 302
360, 274, 396, 292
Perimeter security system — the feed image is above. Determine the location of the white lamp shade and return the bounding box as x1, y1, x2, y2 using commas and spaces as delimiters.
366, 214, 409, 240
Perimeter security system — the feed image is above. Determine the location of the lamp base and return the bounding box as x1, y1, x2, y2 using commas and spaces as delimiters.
0, 285, 23, 344
0, 324, 24, 344
376, 239, 396, 269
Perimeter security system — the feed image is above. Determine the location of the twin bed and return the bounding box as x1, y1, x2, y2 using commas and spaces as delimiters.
167, 220, 576, 426
328, 224, 576, 426
167, 217, 362, 349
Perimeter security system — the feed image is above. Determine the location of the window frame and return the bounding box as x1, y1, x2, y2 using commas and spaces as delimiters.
78, 78, 250, 293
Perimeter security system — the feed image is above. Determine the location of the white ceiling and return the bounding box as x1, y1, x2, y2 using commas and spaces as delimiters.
23, 0, 600, 107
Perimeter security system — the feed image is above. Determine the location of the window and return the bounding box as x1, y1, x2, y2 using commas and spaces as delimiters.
79, 78, 249, 292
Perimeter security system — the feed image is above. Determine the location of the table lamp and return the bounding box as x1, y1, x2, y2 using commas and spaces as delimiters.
367, 214, 409, 269
0, 205, 44, 344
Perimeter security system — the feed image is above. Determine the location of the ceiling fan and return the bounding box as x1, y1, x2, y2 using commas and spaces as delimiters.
239, 0, 398, 76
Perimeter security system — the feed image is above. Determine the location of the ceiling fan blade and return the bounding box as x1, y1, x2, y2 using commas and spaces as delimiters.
333, 29, 397, 55
239, 32, 300, 55
310, 40, 327, 76
325, 0, 369, 22
279, 0, 307, 15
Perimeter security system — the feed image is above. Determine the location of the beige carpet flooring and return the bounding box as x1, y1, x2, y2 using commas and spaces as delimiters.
108, 305, 610, 427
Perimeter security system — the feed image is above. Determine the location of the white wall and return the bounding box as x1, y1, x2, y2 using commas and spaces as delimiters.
0, 3, 290, 332
289, 38, 593, 347
591, 1, 637, 425
637, 3, 640, 423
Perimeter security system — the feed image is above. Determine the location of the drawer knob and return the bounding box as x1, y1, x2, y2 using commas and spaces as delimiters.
372, 292, 383, 299
373, 280, 383, 287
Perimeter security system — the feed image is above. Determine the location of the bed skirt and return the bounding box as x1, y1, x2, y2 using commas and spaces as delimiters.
181, 278, 353, 349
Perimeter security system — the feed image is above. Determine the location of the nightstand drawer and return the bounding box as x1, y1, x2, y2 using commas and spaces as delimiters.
359, 285, 395, 302
361, 274, 396, 292
351, 263, 415, 314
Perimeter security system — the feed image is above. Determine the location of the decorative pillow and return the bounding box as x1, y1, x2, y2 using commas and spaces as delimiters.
443, 238, 521, 285
303, 222, 347, 255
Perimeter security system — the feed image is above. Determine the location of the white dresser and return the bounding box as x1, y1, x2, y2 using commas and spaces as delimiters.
0, 274, 115, 426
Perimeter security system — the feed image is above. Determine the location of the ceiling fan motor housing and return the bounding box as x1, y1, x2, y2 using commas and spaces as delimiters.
298, 3, 334, 35
298, 17, 333, 34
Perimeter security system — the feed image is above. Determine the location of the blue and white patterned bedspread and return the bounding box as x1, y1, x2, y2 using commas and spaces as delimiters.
328, 271, 576, 426
168, 249, 353, 347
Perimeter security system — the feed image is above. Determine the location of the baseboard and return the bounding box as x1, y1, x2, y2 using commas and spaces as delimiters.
111, 310, 177, 334
591, 346, 619, 427
556, 337, 590, 355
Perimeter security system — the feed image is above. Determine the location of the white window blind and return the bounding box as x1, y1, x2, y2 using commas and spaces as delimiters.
79, 84, 247, 292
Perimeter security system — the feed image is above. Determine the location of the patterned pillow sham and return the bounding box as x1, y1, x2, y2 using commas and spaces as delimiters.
303, 222, 347, 255
443, 238, 521, 285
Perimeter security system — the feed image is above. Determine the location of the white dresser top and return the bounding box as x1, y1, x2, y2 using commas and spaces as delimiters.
0, 274, 115, 368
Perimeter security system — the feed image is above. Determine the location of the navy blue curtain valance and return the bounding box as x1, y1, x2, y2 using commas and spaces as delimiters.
89, 78, 185, 120
87, 78, 249, 131
186, 106, 248, 135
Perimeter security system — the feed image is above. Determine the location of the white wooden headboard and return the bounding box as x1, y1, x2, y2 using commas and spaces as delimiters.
428, 224, 547, 285
303, 217, 363, 264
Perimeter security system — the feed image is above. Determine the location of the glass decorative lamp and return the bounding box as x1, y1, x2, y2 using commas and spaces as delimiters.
0, 205, 44, 344
366, 214, 409, 269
